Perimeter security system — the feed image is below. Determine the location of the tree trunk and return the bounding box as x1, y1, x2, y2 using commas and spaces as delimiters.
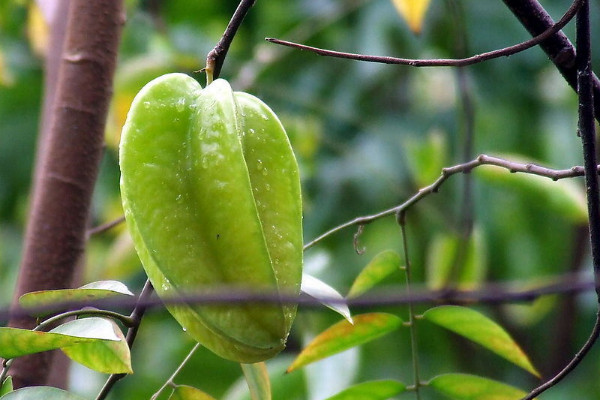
8, 0, 124, 388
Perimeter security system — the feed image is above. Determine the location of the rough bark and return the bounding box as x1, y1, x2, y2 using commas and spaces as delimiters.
8, 0, 124, 388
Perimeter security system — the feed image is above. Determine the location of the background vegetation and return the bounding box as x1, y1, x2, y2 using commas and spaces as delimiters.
0, 0, 599, 399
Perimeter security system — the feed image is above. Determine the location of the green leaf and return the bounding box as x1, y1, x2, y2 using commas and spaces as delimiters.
58, 318, 132, 374
301, 274, 352, 323
241, 363, 271, 400
404, 130, 447, 187
323, 380, 406, 400
423, 306, 539, 377
287, 313, 402, 372
0, 377, 12, 396
0, 317, 119, 359
476, 157, 587, 223
19, 280, 134, 316
428, 373, 534, 400
347, 250, 402, 298
169, 385, 217, 400
426, 227, 486, 290
0, 386, 87, 400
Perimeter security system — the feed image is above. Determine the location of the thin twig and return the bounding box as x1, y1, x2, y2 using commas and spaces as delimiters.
522, 311, 600, 400
501, 0, 600, 122
86, 216, 125, 238
266, 0, 582, 68
205, 0, 256, 82
33, 309, 134, 331
304, 154, 593, 250
398, 213, 422, 399
150, 343, 201, 400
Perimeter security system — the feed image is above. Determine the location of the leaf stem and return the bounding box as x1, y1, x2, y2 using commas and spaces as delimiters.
398, 212, 422, 399
150, 343, 201, 400
205, 0, 256, 84
33, 309, 134, 332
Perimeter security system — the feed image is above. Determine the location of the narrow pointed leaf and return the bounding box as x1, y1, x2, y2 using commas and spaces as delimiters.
429, 373, 534, 400
287, 313, 402, 373
169, 385, 217, 400
241, 363, 271, 400
348, 251, 401, 298
19, 280, 134, 317
0, 386, 87, 400
426, 228, 486, 290
324, 380, 406, 400
59, 319, 132, 374
391, 0, 432, 34
423, 306, 539, 376
302, 274, 352, 323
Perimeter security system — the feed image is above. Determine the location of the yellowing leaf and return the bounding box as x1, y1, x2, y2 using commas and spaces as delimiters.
241, 363, 271, 400
348, 250, 402, 298
423, 306, 539, 377
429, 373, 536, 400
169, 385, 217, 400
287, 313, 402, 373
324, 380, 406, 400
391, 0, 432, 34
27, 2, 49, 58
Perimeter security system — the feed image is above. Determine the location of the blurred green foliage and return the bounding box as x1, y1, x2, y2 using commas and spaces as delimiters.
1, 0, 600, 399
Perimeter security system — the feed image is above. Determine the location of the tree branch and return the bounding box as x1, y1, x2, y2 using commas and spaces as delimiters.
501, 0, 600, 122
8, 0, 124, 388
265, 0, 581, 67
205, 0, 256, 82
523, 0, 599, 397
304, 154, 594, 250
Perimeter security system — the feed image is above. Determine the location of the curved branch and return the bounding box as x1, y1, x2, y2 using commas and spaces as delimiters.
501, 0, 600, 123
304, 154, 594, 250
266, 0, 582, 67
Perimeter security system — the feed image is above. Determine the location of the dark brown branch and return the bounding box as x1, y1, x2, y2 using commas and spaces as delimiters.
8, 0, 124, 388
523, 1, 599, 397
266, 0, 581, 67
501, 0, 600, 122
205, 0, 256, 81
95, 280, 154, 400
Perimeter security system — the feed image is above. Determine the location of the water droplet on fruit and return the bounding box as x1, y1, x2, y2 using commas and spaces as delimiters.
175, 98, 186, 112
